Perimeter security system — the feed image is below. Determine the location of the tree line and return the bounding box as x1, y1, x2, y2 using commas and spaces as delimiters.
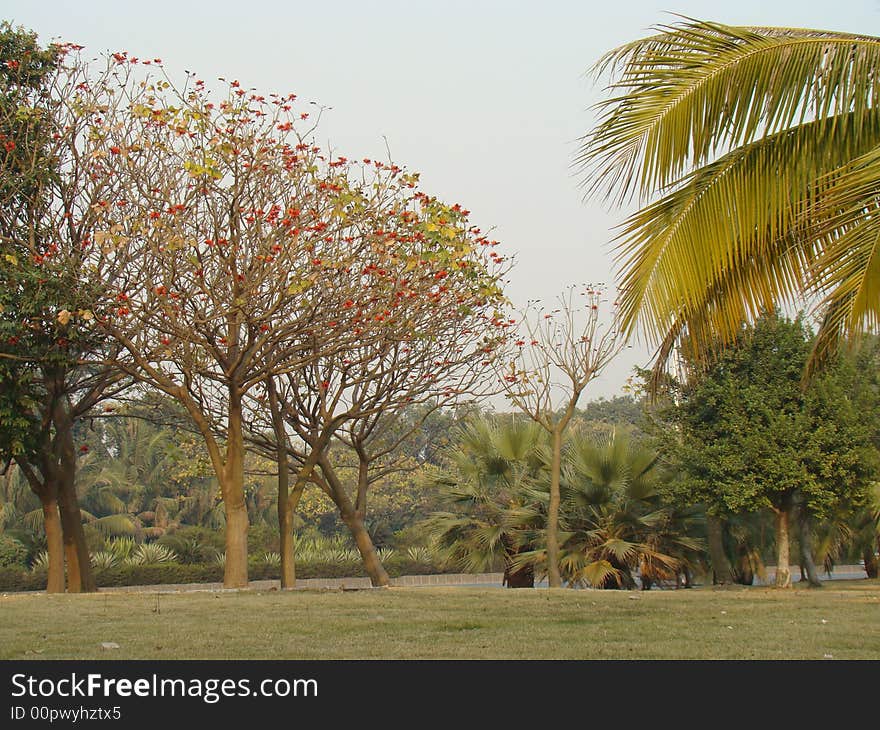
3, 16, 880, 594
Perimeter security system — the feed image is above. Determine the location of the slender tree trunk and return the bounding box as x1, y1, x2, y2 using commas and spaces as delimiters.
40, 491, 65, 594
278, 490, 295, 589
546, 427, 563, 588
222, 388, 248, 588
285, 480, 309, 585
706, 513, 735, 585
266, 379, 295, 588
863, 547, 878, 579
796, 504, 822, 588
341, 509, 389, 587
55, 410, 95, 593
774, 505, 792, 588
733, 546, 755, 585
317, 453, 389, 587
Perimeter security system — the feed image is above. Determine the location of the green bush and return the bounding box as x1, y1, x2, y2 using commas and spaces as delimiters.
0, 567, 48, 591
158, 527, 224, 564
93, 564, 223, 587
247, 523, 279, 556
0, 535, 28, 568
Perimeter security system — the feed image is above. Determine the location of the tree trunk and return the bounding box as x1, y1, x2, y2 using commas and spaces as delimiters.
57, 478, 95, 592
546, 427, 563, 588
16, 459, 66, 594
278, 494, 295, 589
796, 504, 822, 588
223, 500, 249, 588
774, 505, 792, 588
56, 433, 96, 593
266, 378, 295, 588
706, 513, 735, 585
40, 491, 65, 594
48, 385, 96, 593
315, 452, 389, 587
273, 420, 295, 589
863, 547, 878, 579
221, 389, 248, 588
503, 559, 535, 588
341, 509, 389, 587
733, 548, 755, 585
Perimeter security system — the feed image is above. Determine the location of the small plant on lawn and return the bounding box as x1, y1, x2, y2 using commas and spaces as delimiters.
30, 550, 49, 572
105, 536, 137, 562
125, 543, 178, 566
90, 551, 120, 569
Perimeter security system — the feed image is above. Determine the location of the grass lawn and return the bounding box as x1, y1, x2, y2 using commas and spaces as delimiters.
1, 580, 878, 660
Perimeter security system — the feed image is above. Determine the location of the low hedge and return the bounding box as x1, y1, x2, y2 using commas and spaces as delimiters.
0, 567, 48, 592
0, 535, 28, 569
0, 558, 463, 592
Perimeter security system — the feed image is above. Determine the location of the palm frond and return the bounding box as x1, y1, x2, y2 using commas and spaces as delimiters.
581, 18, 880, 202
581, 18, 880, 377
579, 559, 621, 588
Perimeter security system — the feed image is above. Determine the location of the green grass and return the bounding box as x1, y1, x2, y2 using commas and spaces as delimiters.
2, 581, 878, 660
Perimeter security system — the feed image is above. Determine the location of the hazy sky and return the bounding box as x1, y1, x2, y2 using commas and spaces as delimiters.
4, 1, 879, 399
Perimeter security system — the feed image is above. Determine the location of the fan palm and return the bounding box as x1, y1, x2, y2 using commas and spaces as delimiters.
579, 18, 880, 378
555, 431, 701, 589
423, 416, 547, 587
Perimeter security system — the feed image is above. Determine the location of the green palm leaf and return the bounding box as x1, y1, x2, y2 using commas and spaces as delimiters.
580, 17, 880, 373
583, 19, 880, 201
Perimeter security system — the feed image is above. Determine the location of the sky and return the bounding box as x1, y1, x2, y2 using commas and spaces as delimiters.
4, 0, 879, 400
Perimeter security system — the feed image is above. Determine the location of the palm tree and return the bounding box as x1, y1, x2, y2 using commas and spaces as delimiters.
814, 483, 880, 578
579, 19, 880, 378
428, 418, 701, 589
424, 416, 547, 587
552, 431, 701, 589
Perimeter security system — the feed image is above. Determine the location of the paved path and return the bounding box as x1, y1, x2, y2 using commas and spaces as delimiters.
96, 572, 507, 594
12, 565, 869, 595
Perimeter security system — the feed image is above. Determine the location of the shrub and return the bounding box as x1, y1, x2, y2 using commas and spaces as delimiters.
92, 563, 223, 587
29, 550, 49, 572
0, 535, 28, 568
0, 567, 47, 592
125, 543, 178, 565
158, 526, 224, 564
106, 537, 136, 561
0, 547, 470, 592
91, 551, 120, 569
248, 523, 279, 555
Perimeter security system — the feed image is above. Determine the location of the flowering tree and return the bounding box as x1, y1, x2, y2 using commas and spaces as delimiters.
497, 286, 624, 587
245, 194, 508, 586
89, 59, 463, 587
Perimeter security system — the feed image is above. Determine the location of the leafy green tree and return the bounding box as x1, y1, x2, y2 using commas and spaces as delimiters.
652, 314, 877, 587
579, 19, 880, 381
0, 26, 127, 592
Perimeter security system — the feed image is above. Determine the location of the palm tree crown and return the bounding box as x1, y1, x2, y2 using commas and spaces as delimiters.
579, 18, 880, 378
